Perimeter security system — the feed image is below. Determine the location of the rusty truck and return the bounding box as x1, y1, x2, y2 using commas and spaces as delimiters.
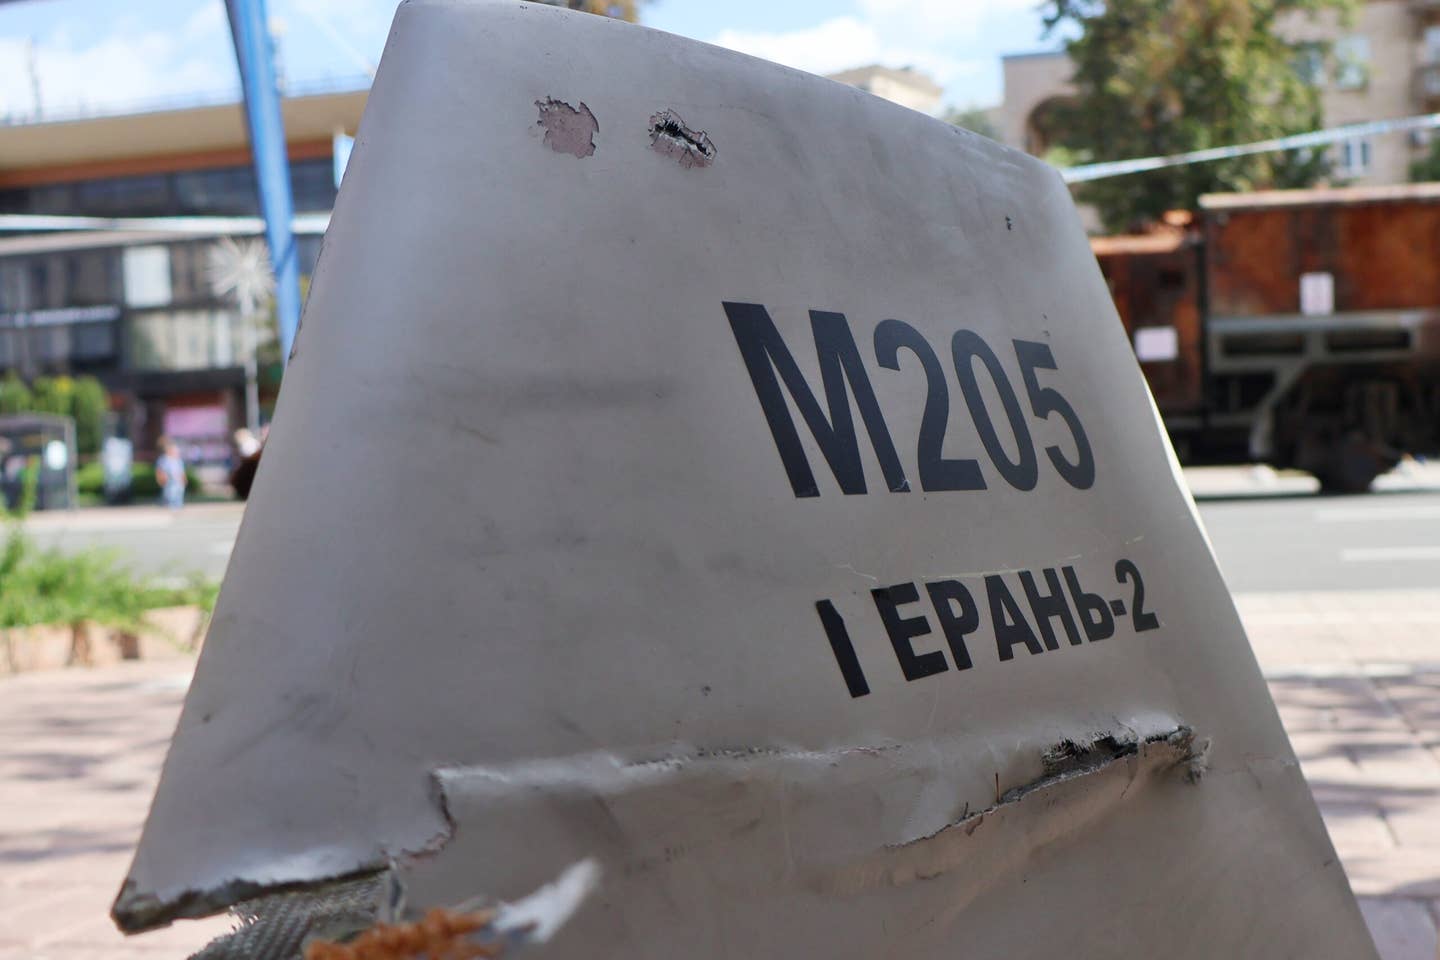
1095, 183, 1440, 492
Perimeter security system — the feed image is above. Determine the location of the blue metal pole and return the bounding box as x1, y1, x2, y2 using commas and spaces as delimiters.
225, 0, 301, 365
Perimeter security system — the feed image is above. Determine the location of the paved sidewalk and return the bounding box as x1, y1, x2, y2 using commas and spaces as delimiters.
0, 661, 229, 959
1239, 590, 1440, 960
0, 591, 1437, 959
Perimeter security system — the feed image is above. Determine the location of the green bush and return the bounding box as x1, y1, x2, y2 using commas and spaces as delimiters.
75, 460, 202, 501
70, 378, 108, 455
146, 572, 221, 614
29, 376, 73, 417
0, 480, 219, 637
73, 460, 103, 496
0, 373, 32, 415
0, 374, 110, 455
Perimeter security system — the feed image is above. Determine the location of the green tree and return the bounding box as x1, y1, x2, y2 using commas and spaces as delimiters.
944, 106, 999, 141
0, 373, 31, 415
29, 375, 72, 417
1411, 138, 1440, 182
70, 377, 109, 456
1043, 0, 1352, 232
0, 374, 110, 454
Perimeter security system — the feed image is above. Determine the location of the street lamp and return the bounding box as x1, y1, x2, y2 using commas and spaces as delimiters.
207, 236, 274, 434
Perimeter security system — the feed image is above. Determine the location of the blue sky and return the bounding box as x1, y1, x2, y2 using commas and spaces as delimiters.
0, 0, 1058, 122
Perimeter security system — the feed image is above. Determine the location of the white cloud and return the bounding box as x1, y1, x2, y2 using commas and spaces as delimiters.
710, 1, 1045, 110
280, 0, 397, 78
856, 0, 1040, 39
715, 17, 882, 78
0, 0, 397, 123
0, 2, 235, 121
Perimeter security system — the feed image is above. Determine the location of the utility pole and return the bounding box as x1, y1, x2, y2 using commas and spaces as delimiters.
243, 313, 260, 433
206, 237, 271, 435
25, 37, 42, 120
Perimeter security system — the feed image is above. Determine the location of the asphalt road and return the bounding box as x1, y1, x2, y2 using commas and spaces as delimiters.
1197, 487, 1440, 594
12, 466, 1440, 596
20, 502, 244, 583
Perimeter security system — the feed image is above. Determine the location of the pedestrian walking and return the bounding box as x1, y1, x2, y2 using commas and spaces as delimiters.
155, 438, 187, 510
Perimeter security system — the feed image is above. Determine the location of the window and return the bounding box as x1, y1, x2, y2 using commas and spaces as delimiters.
174, 167, 258, 217
1292, 43, 1324, 86
0, 256, 68, 311
126, 309, 248, 372
289, 159, 338, 213
68, 322, 117, 362
76, 174, 172, 217
64, 252, 119, 307
0, 264, 19, 311
126, 312, 169, 370
27, 325, 73, 365
0, 154, 346, 222
122, 246, 173, 308
1426, 26, 1440, 65
1333, 35, 1370, 90
168, 242, 214, 304
26, 259, 54, 311
1336, 138, 1372, 178
0, 183, 77, 216
172, 311, 216, 369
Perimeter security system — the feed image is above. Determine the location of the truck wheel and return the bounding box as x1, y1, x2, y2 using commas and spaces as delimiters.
1315, 437, 1384, 495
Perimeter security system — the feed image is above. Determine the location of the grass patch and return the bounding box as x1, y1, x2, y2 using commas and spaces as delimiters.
0, 471, 219, 651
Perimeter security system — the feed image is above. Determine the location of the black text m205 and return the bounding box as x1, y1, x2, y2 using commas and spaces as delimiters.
724, 302, 1095, 497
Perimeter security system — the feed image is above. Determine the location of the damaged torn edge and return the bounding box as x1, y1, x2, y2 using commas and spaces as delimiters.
818, 725, 1209, 899
902, 726, 1207, 853
114, 776, 457, 936
113, 867, 388, 938
147, 765, 598, 959
1039, 726, 1208, 788
177, 860, 600, 960
648, 109, 715, 168
535, 97, 598, 159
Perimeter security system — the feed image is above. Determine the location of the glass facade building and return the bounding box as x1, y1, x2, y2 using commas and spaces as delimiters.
0, 158, 338, 219
0, 202, 329, 466
0, 232, 325, 462
0, 237, 323, 367
0, 89, 363, 465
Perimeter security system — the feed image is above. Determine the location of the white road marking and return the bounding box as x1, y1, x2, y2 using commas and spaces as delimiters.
1340, 546, 1440, 562
1317, 505, 1440, 523
138, 674, 195, 692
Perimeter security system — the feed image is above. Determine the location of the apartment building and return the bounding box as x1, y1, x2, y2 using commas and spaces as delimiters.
997, 0, 1439, 185
827, 66, 944, 115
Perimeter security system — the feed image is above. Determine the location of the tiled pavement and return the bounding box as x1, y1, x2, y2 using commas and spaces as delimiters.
1, 591, 1438, 959
1238, 590, 1440, 960
0, 661, 229, 958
